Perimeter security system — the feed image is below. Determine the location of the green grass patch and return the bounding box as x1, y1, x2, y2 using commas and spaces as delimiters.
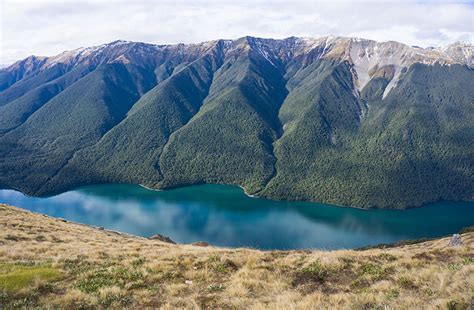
292, 260, 331, 286
213, 259, 239, 274
377, 253, 397, 261
447, 262, 463, 271
385, 288, 399, 299
131, 257, 146, 267
100, 293, 131, 307
397, 276, 418, 289
75, 267, 144, 294
0, 263, 61, 292
358, 263, 386, 281
459, 226, 474, 234
463, 257, 474, 264
446, 300, 471, 310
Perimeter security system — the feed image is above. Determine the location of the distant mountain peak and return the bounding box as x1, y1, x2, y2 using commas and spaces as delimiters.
6, 36, 473, 70
3, 36, 472, 99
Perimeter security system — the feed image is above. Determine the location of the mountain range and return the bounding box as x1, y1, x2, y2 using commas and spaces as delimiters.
0, 36, 473, 209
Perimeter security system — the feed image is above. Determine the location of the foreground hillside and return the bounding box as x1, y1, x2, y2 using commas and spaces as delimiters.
0, 204, 473, 309
0, 36, 473, 209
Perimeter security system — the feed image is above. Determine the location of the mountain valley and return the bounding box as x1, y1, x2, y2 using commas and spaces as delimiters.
0, 36, 473, 209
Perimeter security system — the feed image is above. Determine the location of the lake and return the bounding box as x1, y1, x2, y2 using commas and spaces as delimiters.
1, 184, 473, 250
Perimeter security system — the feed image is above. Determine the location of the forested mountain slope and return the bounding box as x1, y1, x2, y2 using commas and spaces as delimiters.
0, 36, 472, 208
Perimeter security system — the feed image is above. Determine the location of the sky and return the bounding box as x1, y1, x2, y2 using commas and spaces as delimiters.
1, 0, 473, 66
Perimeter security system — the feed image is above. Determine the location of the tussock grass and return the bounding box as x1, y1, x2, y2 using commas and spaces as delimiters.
0, 204, 473, 309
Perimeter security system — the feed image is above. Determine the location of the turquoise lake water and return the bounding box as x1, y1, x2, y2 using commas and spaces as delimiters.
1, 184, 473, 250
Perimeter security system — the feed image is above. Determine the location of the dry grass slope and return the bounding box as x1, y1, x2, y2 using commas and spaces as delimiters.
0, 204, 473, 309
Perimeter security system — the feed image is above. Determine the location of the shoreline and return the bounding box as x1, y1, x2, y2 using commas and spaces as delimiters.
0, 181, 472, 211
238, 185, 257, 198
1, 204, 472, 252
138, 184, 163, 192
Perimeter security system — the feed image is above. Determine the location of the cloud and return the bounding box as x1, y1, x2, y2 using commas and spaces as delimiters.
1, 0, 473, 65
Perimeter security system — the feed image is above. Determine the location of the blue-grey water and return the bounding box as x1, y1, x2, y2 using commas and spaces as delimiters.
1, 184, 473, 250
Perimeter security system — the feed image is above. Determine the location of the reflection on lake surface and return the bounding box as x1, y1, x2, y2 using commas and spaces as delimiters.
1, 184, 473, 250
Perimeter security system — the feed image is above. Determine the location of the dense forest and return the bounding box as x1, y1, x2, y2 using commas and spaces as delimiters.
0, 37, 472, 209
